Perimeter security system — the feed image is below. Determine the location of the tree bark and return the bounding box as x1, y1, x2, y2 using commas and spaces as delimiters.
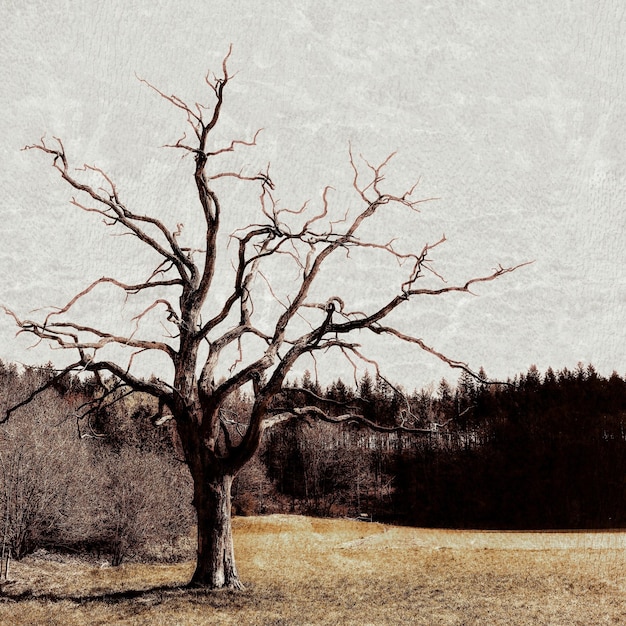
189, 472, 243, 589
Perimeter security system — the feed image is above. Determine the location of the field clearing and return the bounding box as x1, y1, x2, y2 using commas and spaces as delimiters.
2, 514, 626, 625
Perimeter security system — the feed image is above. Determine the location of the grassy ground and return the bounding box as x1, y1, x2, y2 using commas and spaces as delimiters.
2, 515, 626, 625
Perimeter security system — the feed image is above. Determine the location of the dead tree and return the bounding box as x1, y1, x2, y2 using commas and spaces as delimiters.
3, 48, 527, 589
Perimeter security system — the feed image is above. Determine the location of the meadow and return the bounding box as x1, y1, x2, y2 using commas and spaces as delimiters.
1, 515, 626, 625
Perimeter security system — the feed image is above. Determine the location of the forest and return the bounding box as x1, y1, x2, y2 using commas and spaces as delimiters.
1, 360, 626, 570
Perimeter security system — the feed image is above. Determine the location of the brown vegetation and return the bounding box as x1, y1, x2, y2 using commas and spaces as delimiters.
1, 515, 625, 625
0, 363, 194, 574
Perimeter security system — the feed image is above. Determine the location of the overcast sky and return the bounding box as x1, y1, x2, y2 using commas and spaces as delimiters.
0, 1, 624, 390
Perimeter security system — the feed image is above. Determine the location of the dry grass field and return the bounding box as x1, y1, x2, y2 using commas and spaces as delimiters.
2, 514, 626, 625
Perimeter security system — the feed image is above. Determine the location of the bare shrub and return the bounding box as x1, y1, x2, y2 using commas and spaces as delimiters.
0, 386, 90, 563
0, 365, 194, 569
85, 447, 193, 565
264, 422, 363, 517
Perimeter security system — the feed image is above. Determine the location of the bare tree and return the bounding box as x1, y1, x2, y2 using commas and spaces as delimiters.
3, 48, 527, 589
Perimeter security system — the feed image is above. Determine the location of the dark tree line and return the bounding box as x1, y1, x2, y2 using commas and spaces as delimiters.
262, 365, 626, 529
398, 363, 626, 529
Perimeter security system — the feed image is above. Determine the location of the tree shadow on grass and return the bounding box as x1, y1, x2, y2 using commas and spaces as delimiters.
0, 583, 253, 609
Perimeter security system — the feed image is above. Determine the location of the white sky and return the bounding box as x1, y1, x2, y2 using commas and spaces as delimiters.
0, 1, 624, 390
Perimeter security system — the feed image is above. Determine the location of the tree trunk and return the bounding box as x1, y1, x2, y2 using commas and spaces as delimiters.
190, 471, 243, 589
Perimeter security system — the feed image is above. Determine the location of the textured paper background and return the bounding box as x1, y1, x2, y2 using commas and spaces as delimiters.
0, 1, 624, 388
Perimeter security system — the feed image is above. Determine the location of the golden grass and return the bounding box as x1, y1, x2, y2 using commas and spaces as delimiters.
2, 515, 626, 625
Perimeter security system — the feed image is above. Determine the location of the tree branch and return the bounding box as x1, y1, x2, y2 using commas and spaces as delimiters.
260, 405, 433, 434
329, 262, 533, 336
2, 362, 82, 424
23, 139, 197, 283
